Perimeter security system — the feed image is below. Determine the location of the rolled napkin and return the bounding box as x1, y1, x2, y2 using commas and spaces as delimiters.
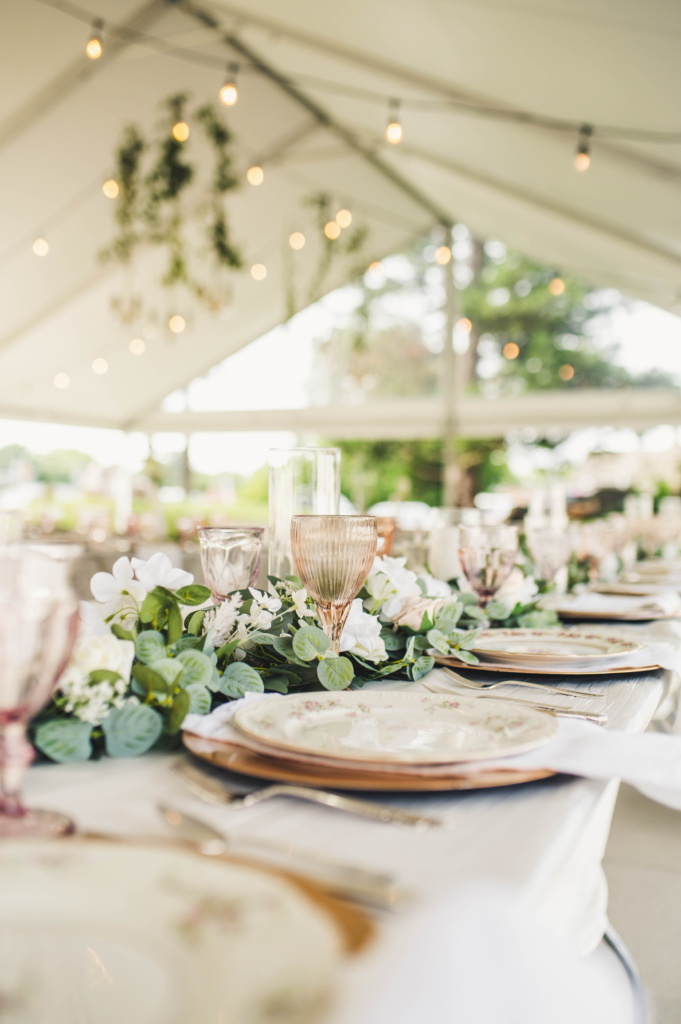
542, 590, 681, 617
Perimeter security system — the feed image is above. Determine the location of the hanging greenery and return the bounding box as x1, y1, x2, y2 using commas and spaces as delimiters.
101, 93, 243, 325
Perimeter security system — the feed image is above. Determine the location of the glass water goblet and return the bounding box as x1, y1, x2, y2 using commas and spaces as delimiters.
458, 524, 519, 607
0, 550, 80, 837
525, 524, 572, 586
291, 515, 377, 654
198, 526, 265, 602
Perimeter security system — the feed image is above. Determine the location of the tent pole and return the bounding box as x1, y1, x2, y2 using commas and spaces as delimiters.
441, 225, 460, 507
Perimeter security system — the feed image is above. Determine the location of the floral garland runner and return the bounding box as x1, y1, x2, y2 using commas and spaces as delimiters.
32, 553, 557, 763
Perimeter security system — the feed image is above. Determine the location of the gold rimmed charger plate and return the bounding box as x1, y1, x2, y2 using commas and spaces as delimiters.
183, 732, 554, 792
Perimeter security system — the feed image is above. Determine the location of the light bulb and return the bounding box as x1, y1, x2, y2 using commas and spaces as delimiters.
324, 221, 341, 240
168, 314, 186, 334
435, 245, 452, 265
220, 81, 238, 106
172, 121, 190, 142
54, 372, 70, 389
386, 120, 403, 144
574, 125, 592, 172
246, 165, 264, 186
92, 357, 108, 375
250, 263, 267, 281
335, 208, 352, 228
548, 276, 565, 296
368, 261, 382, 272
457, 317, 472, 331
85, 22, 103, 59
289, 232, 306, 250
102, 178, 119, 199
559, 363, 575, 381
503, 342, 520, 360
129, 337, 145, 355
32, 237, 49, 256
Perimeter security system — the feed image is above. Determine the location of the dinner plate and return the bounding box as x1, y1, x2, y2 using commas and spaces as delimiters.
471, 628, 641, 668
541, 594, 681, 622
232, 691, 556, 765
0, 837, 343, 1024
432, 654, 660, 676
183, 732, 554, 792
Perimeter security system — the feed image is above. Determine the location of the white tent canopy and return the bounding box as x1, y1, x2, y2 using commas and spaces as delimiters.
1, 0, 680, 433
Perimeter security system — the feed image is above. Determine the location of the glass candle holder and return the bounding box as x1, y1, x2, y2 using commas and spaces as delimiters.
198, 526, 265, 602
268, 448, 340, 580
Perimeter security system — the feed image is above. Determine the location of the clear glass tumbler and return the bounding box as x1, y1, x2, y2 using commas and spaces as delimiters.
291, 515, 377, 653
268, 448, 341, 580
198, 526, 265, 602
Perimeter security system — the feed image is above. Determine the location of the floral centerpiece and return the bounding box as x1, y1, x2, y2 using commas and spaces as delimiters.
32, 552, 556, 764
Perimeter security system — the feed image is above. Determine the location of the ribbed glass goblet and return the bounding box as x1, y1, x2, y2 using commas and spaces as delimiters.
291, 515, 377, 654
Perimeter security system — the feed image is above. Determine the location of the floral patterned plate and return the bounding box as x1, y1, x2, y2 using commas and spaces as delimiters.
0, 837, 343, 1024
472, 628, 641, 668
233, 691, 556, 765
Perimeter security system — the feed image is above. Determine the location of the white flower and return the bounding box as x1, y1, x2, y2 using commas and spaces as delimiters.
365, 555, 422, 621
496, 568, 538, 608
340, 599, 388, 663
58, 634, 135, 727
237, 588, 282, 630
290, 588, 311, 618
131, 552, 194, 592
69, 633, 135, 681
393, 596, 450, 631
202, 594, 243, 648
90, 556, 146, 604
418, 573, 452, 598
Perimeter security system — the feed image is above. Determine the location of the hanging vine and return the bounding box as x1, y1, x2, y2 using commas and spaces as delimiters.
101, 93, 243, 327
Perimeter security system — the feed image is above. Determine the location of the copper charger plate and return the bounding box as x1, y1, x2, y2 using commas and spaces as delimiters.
183, 732, 553, 792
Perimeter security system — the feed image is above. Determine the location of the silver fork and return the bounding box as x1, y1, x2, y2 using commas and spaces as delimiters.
171, 757, 442, 830
439, 665, 606, 700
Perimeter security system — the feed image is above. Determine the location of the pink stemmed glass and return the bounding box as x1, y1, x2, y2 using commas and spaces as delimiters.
198, 526, 265, 602
291, 515, 377, 654
459, 524, 519, 607
0, 550, 80, 837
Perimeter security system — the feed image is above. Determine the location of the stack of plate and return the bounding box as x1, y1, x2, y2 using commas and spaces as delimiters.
183, 690, 557, 793
432, 628, 656, 676
541, 590, 681, 621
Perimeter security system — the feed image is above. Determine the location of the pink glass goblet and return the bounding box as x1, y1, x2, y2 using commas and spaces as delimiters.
0, 551, 80, 837
198, 526, 265, 603
291, 515, 377, 654
459, 524, 519, 608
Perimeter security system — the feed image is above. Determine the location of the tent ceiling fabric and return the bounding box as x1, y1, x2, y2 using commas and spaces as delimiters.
0, 0, 680, 431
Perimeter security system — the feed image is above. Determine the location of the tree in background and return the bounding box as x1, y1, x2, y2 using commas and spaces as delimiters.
314, 231, 674, 505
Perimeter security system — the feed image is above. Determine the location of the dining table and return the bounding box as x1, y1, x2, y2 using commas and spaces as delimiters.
20, 617, 680, 1022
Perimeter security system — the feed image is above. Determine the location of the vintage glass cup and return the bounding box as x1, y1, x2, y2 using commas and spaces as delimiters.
0, 550, 80, 837
458, 524, 519, 607
268, 448, 341, 580
525, 524, 572, 585
198, 527, 265, 602
291, 515, 377, 654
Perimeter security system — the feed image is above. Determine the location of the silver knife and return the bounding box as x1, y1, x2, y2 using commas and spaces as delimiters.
425, 683, 607, 724
158, 804, 411, 911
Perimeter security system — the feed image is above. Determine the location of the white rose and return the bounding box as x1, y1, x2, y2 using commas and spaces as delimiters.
417, 573, 452, 598
393, 596, 451, 631
70, 633, 135, 683
496, 569, 538, 608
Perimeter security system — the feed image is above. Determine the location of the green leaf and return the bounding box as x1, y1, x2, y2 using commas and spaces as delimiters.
271, 636, 309, 665
132, 663, 169, 694
219, 662, 264, 699
34, 719, 93, 763
457, 630, 481, 651
486, 600, 512, 621
111, 623, 136, 641
88, 669, 122, 685
102, 704, 163, 757
455, 648, 479, 665
184, 684, 212, 714
427, 629, 451, 655
172, 634, 205, 653
149, 658, 183, 687
317, 656, 354, 690
175, 648, 214, 688
410, 655, 435, 680
167, 690, 191, 734
380, 629, 405, 652
263, 674, 290, 693
292, 625, 329, 661
135, 630, 167, 665
186, 609, 207, 635
175, 584, 212, 606
139, 590, 166, 625
434, 601, 463, 633
166, 600, 183, 645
